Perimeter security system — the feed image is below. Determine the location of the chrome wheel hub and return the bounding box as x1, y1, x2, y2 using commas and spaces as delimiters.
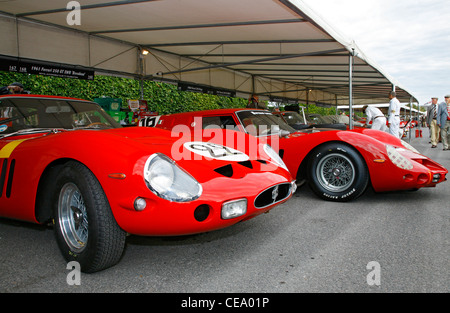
316, 153, 355, 192
58, 183, 89, 252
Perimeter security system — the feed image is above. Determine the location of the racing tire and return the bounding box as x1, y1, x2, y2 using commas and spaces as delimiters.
307, 143, 369, 202
52, 161, 126, 273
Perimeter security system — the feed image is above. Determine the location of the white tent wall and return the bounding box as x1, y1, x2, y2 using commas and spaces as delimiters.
0, 14, 18, 56
0, 13, 140, 76
89, 37, 139, 75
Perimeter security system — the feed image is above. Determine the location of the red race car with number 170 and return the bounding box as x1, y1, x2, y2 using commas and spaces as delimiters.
144, 108, 447, 202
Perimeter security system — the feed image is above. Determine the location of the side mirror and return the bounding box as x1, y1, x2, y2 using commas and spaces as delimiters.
279, 130, 290, 138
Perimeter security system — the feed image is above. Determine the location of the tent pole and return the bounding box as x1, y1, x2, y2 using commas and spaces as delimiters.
408, 96, 412, 142
349, 49, 354, 130
138, 47, 146, 100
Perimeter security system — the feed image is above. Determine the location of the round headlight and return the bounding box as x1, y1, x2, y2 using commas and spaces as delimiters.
386, 145, 413, 170
144, 153, 202, 202
263, 144, 289, 171
146, 156, 175, 194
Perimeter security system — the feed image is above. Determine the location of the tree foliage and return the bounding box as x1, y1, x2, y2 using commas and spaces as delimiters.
0, 72, 247, 114
1, 72, 339, 115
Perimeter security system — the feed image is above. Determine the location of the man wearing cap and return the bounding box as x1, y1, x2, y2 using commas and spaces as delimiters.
387, 91, 402, 138
7, 82, 29, 94
437, 95, 450, 150
426, 97, 440, 148
362, 105, 387, 131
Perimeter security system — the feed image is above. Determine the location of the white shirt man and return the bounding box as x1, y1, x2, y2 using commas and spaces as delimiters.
363, 105, 387, 132
387, 91, 402, 138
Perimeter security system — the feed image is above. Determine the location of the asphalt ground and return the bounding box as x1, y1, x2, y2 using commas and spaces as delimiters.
0, 127, 449, 294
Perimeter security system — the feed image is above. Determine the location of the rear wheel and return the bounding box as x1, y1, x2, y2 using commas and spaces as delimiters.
307, 143, 369, 202
53, 161, 126, 273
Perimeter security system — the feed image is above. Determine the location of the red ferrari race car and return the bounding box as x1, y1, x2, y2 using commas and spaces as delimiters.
145, 108, 447, 202
0, 95, 294, 273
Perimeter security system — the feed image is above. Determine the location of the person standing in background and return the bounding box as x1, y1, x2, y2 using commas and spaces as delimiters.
387, 91, 401, 138
426, 97, 440, 148
437, 95, 450, 150
362, 105, 387, 131
0, 82, 30, 95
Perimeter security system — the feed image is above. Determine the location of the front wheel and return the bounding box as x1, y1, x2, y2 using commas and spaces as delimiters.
52, 161, 126, 273
307, 143, 369, 202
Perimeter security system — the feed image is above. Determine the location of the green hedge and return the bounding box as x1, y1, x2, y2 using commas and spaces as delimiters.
1, 71, 337, 115
0, 72, 247, 114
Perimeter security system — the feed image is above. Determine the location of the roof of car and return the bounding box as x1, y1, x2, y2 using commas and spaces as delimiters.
164, 108, 268, 117
0, 94, 89, 102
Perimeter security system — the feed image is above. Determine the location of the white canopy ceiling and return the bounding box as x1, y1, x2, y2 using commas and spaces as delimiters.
0, 0, 417, 105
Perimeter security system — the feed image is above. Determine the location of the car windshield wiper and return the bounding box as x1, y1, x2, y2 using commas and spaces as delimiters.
74, 123, 114, 130
0, 128, 66, 139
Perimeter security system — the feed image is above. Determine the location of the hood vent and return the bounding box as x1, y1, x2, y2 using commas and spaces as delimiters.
214, 164, 234, 177
238, 160, 253, 169
214, 160, 269, 178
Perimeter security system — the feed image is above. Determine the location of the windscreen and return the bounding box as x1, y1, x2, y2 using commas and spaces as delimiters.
0, 97, 120, 135
282, 112, 306, 124
236, 110, 295, 136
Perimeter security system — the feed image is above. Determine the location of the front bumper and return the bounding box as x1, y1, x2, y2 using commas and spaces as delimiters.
370, 151, 448, 192
112, 180, 296, 236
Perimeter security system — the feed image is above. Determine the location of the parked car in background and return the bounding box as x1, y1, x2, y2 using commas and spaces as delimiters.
145, 108, 448, 202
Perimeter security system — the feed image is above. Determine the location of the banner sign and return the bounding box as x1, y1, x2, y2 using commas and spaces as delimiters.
270, 96, 299, 105
0, 55, 95, 80
314, 101, 333, 108
178, 82, 236, 97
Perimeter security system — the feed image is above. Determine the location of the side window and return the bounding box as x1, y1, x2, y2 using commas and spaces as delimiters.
202, 116, 237, 130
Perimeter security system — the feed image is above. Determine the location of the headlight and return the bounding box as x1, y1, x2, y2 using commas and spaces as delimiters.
263, 144, 289, 171
401, 140, 420, 154
386, 145, 413, 170
144, 153, 202, 202
221, 199, 247, 220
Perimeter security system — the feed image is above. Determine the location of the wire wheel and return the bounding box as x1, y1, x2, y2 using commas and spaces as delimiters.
58, 182, 89, 253
52, 161, 127, 273
316, 153, 356, 193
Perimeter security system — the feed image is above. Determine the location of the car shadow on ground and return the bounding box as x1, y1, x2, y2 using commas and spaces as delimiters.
293, 182, 436, 205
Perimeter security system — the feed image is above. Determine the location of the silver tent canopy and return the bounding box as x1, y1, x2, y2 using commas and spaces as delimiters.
0, 0, 417, 105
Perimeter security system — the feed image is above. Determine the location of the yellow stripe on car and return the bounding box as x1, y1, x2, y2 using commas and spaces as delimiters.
0, 139, 28, 158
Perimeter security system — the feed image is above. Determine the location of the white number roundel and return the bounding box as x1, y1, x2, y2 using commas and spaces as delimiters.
183, 142, 249, 162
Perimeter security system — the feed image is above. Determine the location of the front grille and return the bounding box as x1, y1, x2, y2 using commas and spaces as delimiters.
254, 183, 292, 209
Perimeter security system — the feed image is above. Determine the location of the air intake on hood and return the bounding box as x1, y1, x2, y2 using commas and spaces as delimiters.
238, 160, 253, 169
214, 164, 234, 177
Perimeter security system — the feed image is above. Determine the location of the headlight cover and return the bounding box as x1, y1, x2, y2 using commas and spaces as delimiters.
263, 144, 289, 171
400, 140, 420, 154
386, 145, 413, 170
144, 153, 202, 202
